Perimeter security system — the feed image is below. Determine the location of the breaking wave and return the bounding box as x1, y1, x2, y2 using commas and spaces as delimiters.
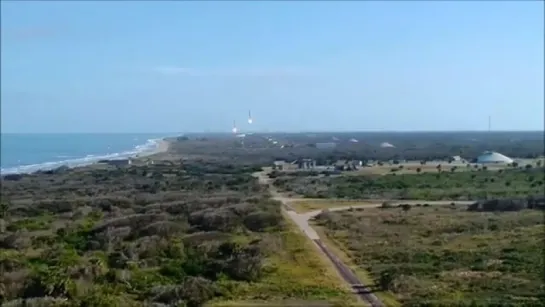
1, 138, 162, 175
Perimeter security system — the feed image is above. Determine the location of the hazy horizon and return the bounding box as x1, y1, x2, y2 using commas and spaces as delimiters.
2, 130, 544, 135
2, 1, 543, 133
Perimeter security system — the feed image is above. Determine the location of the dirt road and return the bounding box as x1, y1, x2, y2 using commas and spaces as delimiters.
254, 170, 384, 307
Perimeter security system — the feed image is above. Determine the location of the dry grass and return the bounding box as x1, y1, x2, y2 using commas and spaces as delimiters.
312, 205, 545, 305
290, 200, 474, 214
344, 162, 509, 176
312, 225, 401, 307
290, 200, 381, 213
343, 158, 544, 176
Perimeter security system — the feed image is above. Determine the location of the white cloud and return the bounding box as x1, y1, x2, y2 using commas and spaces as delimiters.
152, 66, 311, 77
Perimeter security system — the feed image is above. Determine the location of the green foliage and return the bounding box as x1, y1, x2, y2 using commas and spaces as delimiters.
276, 168, 545, 200
7, 216, 52, 232
0, 159, 349, 306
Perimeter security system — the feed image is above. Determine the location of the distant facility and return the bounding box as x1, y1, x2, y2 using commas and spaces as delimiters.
298, 158, 317, 169
380, 142, 395, 148
476, 151, 514, 164
273, 160, 287, 170
315, 142, 337, 149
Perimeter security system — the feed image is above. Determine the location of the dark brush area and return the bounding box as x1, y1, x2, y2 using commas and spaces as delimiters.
170, 131, 544, 165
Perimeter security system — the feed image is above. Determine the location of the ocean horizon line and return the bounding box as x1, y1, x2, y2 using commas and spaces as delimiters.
1, 129, 543, 135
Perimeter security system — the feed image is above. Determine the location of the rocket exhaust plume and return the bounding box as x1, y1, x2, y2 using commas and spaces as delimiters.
248, 110, 253, 124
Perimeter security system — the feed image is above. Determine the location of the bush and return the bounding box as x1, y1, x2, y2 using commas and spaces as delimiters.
150, 277, 217, 307
381, 202, 394, 209
467, 198, 536, 212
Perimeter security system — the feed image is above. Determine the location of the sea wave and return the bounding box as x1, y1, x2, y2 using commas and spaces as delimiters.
0, 138, 163, 175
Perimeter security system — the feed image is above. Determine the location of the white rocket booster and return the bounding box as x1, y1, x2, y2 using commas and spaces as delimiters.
232, 120, 238, 134
248, 110, 253, 124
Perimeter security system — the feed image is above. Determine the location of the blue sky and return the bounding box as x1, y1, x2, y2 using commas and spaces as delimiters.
1, 1, 543, 133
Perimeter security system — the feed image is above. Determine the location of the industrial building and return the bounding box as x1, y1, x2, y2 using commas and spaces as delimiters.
451, 155, 462, 162
380, 142, 395, 148
334, 160, 363, 171
476, 151, 514, 164
298, 158, 317, 169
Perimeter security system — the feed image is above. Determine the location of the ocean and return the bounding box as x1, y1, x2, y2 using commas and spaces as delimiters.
1, 133, 178, 174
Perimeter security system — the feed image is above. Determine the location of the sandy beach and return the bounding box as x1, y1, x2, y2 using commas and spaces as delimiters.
153, 139, 171, 154
135, 138, 171, 159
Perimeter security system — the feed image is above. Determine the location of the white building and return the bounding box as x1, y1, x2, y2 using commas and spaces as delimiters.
476, 151, 514, 164
380, 142, 395, 148
452, 155, 462, 161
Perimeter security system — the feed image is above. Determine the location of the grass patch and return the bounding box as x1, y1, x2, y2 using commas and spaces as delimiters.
290, 200, 381, 213
291, 200, 474, 214
312, 223, 401, 307
207, 211, 357, 306
313, 205, 545, 305
346, 162, 484, 176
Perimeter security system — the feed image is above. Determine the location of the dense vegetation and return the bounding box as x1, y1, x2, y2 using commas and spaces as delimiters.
313, 204, 545, 306
170, 131, 544, 165
273, 166, 545, 200
0, 160, 351, 307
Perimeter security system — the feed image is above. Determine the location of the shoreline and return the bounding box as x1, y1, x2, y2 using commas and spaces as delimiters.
135, 138, 171, 159
1, 137, 174, 175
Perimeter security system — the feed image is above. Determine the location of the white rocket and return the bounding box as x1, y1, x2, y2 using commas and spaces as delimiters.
248, 110, 253, 124
232, 120, 238, 134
